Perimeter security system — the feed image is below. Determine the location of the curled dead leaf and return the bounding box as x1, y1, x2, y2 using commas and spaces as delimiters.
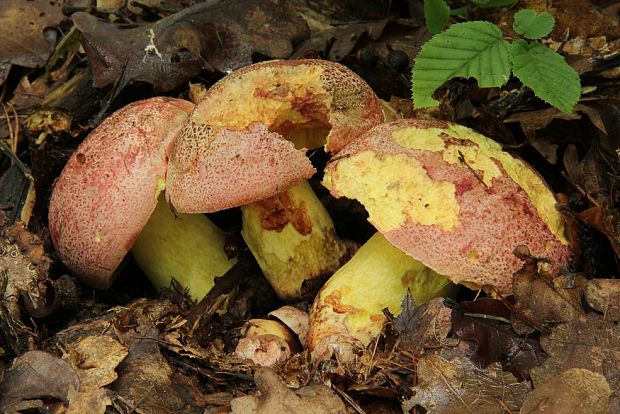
0, 350, 79, 413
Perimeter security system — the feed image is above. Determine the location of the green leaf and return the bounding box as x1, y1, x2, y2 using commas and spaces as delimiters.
424, 0, 450, 34
513, 9, 555, 39
510, 40, 580, 113
470, 0, 517, 8
412, 21, 511, 108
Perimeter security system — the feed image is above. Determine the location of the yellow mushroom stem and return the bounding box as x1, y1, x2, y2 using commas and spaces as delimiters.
131, 194, 237, 301
309, 232, 457, 360
241, 181, 347, 302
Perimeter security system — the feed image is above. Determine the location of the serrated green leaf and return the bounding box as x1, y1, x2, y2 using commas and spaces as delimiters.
510, 40, 580, 113
412, 21, 511, 108
513, 9, 555, 39
424, 0, 450, 34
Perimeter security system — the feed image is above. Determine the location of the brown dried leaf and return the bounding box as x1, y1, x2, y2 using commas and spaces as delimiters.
576, 204, 620, 258
402, 355, 531, 413
74, 0, 309, 94
0, 218, 53, 353
585, 279, 620, 321
451, 298, 546, 380
544, 0, 620, 41
563, 102, 619, 203
0, 163, 35, 225
293, 20, 388, 61
504, 107, 581, 141
532, 312, 620, 413
111, 315, 209, 412
394, 295, 456, 351
0, 350, 79, 413
66, 387, 111, 414
511, 261, 587, 335
0, 0, 66, 70
65, 335, 128, 391
230, 368, 346, 414
49, 299, 209, 413
522, 368, 611, 414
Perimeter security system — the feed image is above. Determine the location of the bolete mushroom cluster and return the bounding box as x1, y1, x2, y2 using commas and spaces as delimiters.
48, 60, 571, 365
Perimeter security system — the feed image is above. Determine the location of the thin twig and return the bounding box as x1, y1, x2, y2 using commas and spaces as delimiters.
458, 150, 488, 188
332, 386, 366, 414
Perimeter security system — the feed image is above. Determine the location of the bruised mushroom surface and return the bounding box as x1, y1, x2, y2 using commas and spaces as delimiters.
166, 60, 383, 301
48, 98, 236, 295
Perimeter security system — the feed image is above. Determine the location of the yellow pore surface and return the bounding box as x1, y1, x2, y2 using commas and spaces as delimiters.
193, 64, 331, 134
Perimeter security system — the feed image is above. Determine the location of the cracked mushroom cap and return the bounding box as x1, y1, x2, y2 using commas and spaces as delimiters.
166, 59, 382, 213
48, 97, 194, 289
323, 119, 571, 295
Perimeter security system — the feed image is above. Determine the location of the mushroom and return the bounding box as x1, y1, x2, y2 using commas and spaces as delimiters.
309, 118, 571, 359
166, 59, 383, 301
235, 318, 302, 367
236, 306, 309, 367
48, 97, 237, 298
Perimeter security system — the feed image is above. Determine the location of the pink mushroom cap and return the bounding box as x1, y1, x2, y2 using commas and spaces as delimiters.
166, 59, 382, 213
48, 97, 194, 289
323, 119, 572, 295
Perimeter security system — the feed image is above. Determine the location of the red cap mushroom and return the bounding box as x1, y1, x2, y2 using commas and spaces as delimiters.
48, 97, 236, 297
309, 118, 571, 359
166, 59, 383, 213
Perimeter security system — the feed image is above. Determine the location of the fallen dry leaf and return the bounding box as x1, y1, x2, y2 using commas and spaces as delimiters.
66, 335, 128, 391
0, 217, 54, 354
576, 203, 620, 258
0, 350, 79, 413
109, 302, 209, 413
532, 312, 620, 413
451, 298, 546, 380
402, 354, 531, 413
293, 19, 388, 61
66, 387, 111, 414
511, 261, 587, 335
521, 368, 611, 414
0, 0, 66, 80
542, 0, 620, 41
230, 367, 346, 413
48, 299, 210, 413
73, 0, 309, 94
585, 279, 620, 321
392, 294, 457, 352
112, 325, 209, 413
